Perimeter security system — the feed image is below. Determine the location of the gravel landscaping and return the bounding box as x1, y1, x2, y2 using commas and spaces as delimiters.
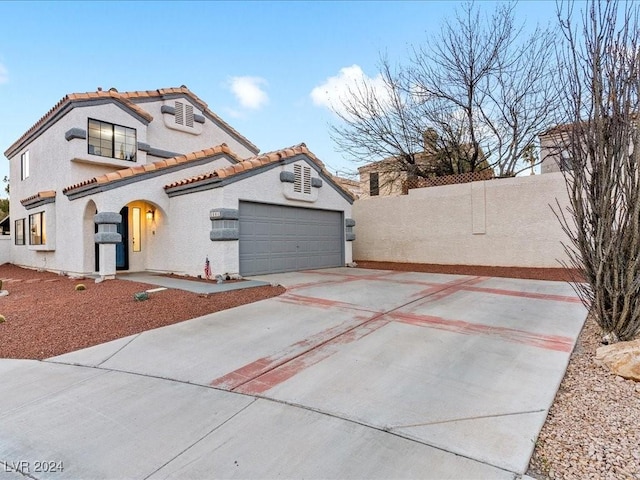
0, 263, 284, 360
527, 315, 640, 480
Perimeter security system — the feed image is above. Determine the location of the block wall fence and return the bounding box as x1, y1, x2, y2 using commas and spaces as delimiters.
352, 172, 572, 268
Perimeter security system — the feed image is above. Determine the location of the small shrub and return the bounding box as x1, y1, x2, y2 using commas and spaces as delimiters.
134, 291, 149, 301
75, 284, 86, 291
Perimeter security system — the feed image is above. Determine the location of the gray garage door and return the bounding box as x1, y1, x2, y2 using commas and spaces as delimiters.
239, 202, 343, 275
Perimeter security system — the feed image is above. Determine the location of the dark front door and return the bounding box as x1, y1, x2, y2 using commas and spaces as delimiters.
116, 207, 129, 270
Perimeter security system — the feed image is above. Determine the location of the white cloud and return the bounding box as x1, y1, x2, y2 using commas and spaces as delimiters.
0, 63, 8, 84
310, 65, 390, 116
228, 76, 269, 110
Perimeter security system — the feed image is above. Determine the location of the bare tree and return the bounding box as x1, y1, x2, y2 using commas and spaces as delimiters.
330, 2, 559, 178
554, 0, 640, 342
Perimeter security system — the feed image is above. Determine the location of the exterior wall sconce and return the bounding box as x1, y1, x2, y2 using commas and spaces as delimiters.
146, 209, 154, 221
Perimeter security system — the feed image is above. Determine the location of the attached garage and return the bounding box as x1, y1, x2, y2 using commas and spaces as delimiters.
239, 202, 344, 275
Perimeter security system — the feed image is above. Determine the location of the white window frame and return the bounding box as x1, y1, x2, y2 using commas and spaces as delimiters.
21, 151, 29, 180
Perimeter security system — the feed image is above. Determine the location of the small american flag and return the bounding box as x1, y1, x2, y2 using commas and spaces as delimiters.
204, 256, 211, 280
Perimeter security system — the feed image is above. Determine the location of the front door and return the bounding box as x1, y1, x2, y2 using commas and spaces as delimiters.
116, 206, 129, 270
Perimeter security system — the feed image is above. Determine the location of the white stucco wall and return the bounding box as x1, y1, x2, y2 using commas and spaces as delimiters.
0, 237, 11, 265
169, 158, 354, 277
134, 98, 257, 159
352, 172, 571, 268
7, 94, 259, 274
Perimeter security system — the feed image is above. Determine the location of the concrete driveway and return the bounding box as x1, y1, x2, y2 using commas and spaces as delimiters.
0, 268, 587, 479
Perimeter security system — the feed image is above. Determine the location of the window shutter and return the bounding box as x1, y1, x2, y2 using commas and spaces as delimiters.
175, 101, 184, 125
294, 164, 302, 192
303, 166, 311, 194
185, 104, 194, 127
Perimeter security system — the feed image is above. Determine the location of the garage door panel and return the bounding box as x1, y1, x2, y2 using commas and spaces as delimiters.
239, 202, 343, 275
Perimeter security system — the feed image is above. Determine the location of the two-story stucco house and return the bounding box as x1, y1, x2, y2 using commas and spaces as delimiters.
5, 87, 355, 279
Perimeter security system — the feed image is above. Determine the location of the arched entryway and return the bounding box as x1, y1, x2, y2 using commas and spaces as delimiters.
115, 200, 164, 272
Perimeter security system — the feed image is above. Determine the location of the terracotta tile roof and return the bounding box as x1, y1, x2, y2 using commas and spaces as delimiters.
119, 86, 258, 153
20, 190, 56, 205
5, 86, 259, 159
164, 143, 355, 200
63, 144, 238, 195
5, 90, 153, 158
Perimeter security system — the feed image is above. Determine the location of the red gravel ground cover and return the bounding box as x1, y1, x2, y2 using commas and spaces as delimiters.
355, 260, 583, 282
0, 264, 285, 360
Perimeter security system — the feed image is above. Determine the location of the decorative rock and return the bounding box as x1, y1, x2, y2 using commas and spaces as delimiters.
595, 339, 640, 382
230, 274, 243, 280
215, 274, 224, 284
0, 290, 8, 297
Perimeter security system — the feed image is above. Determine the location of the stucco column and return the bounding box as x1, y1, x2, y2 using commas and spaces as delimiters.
94, 212, 122, 279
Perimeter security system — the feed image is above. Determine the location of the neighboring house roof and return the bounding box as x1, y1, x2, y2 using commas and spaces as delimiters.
331, 175, 361, 198
63, 144, 240, 198
164, 143, 355, 202
4, 86, 259, 159
357, 151, 436, 174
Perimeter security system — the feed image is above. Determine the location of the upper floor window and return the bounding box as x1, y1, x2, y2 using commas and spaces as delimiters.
558, 151, 573, 172
88, 119, 137, 161
21, 151, 29, 180
369, 172, 379, 196
29, 212, 45, 245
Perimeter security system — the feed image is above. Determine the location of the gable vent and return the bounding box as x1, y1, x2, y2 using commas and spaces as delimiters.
303, 166, 311, 194
294, 164, 302, 193
185, 104, 194, 127
175, 101, 184, 125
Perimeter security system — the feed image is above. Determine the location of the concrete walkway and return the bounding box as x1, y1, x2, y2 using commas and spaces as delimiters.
0, 268, 587, 479
117, 272, 271, 294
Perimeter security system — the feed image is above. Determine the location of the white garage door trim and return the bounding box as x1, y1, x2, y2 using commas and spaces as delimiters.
239, 201, 344, 275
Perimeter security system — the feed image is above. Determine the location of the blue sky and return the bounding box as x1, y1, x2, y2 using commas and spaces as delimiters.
0, 1, 560, 194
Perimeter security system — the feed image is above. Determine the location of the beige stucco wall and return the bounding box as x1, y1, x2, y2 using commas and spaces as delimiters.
358, 165, 407, 198
352, 172, 571, 268
540, 131, 568, 174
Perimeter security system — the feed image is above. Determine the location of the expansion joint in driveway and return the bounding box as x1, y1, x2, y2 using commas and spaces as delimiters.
142, 398, 258, 480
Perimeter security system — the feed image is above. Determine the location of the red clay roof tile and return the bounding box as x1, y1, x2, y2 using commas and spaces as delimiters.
20, 190, 56, 205
163, 143, 354, 201
63, 144, 237, 195
5, 86, 259, 159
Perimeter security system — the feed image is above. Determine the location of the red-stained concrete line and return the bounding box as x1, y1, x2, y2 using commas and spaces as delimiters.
210, 313, 383, 391
210, 272, 580, 396
210, 275, 489, 394
234, 318, 391, 395
459, 285, 583, 304
388, 311, 574, 352
275, 292, 380, 315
